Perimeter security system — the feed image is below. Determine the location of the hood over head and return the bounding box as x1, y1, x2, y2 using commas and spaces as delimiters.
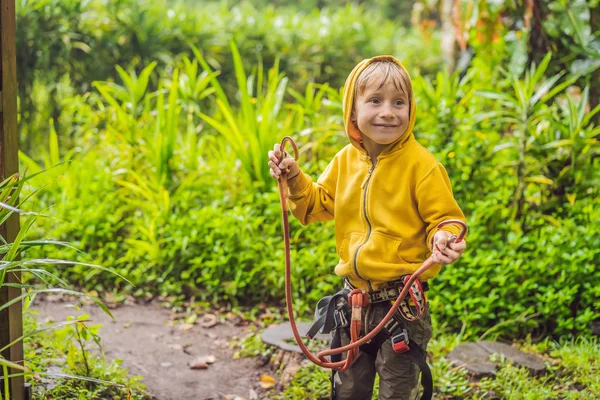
342, 55, 416, 154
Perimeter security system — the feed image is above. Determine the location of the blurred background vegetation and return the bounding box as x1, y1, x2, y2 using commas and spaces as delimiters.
15, 0, 599, 342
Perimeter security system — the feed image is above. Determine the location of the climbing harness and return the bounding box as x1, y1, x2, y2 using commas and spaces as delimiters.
276, 136, 467, 399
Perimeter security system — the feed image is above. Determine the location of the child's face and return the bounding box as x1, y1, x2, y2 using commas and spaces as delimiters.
354, 77, 410, 147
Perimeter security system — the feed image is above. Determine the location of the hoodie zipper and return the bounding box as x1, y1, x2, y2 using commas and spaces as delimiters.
353, 162, 375, 291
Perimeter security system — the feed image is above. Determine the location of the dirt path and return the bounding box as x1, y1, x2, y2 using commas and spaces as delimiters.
33, 298, 270, 400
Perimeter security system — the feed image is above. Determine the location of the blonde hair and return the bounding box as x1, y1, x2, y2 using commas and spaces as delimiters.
354, 60, 412, 106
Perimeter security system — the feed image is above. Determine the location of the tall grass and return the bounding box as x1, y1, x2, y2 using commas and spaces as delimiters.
197, 41, 299, 188
0, 173, 132, 396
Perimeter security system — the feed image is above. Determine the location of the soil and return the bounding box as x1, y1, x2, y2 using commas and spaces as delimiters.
33, 298, 273, 400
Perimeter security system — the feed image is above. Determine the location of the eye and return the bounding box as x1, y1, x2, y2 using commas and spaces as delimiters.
369, 98, 380, 104
395, 99, 405, 105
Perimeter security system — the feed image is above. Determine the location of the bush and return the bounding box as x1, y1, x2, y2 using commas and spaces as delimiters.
20, 9, 600, 338
17, 0, 442, 152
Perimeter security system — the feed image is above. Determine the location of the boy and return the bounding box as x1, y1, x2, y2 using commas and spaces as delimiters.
268, 56, 466, 400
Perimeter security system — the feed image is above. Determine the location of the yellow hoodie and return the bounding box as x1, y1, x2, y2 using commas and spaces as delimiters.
287, 56, 466, 291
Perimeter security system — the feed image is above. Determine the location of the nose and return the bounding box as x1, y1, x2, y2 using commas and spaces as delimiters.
379, 103, 395, 119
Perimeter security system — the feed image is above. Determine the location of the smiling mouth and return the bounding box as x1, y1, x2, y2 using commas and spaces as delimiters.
373, 124, 398, 128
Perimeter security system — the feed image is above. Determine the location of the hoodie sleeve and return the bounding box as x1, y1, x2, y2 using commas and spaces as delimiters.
415, 163, 466, 250
285, 156, 338, 225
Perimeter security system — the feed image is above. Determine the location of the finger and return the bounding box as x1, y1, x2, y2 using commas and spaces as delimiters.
268, 151, 278, 163
270, 168, 280, 180
278, 161, 290, 174
432, 251, 453, 265
435, 236, 448, 251
434, 235, 449, 251
279, 158, 294, 169
440, 248, 460, 260
273, 144, 281, 158
271, 164, 282, 176
268, 159, 280, 170
448, 241, 466, 252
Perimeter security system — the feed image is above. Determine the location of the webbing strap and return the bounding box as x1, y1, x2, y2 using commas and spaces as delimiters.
306, 288, 351, 339
405, 343, 433, 400
358, 329, 432, 400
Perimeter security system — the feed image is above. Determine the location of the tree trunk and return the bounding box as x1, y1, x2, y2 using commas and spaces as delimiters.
528, 0, 551, 66
590, 4, 600, 127
440, 0, 456, 72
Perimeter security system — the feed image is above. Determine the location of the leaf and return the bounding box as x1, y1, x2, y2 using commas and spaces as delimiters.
189, 355, 216, 369
200, 313, 218, 328
259, 374, 276, 389
525, 176, 553, 185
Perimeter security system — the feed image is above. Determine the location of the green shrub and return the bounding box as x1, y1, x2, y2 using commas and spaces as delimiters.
17, 0, 441, 152
20, 30, 600, 338
24, 313, 150, 399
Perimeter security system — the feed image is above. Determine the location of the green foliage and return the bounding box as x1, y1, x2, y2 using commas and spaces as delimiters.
0, 174, 144, 398
275, 335, 600, 399
233, 327, 271, 359
542, 0, 600, 75
475, 337, 600, 399
17, 0, 441, 153
432, 202, 600, 339
23, 48, 600, 338
198, 41, 299, 187
17, 1, 600, 339
271, 364, 330, 400
23, 313, 150, 399
23, 50, 342, 312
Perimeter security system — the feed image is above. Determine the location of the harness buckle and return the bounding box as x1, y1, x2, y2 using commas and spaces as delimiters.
333, 308, 348, 329
391, 329, 410, 354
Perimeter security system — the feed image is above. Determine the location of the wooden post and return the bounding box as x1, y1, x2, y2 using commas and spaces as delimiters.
0, 0, 24, 399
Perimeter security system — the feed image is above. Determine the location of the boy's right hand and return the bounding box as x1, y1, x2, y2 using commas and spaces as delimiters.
268, 143, 300, 180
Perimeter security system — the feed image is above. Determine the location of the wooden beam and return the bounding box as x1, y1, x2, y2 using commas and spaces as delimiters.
0, 0, 25, 399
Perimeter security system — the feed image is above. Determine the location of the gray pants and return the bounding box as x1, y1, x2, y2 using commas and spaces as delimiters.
333, 302, 433, 400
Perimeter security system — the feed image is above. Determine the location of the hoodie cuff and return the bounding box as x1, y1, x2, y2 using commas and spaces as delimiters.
287, 171, 312, 198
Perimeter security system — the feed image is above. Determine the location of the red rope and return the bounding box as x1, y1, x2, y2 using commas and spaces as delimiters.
277, 136, 467, 371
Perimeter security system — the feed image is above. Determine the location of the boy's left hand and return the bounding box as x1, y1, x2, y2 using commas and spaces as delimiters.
432, 231, 466, 265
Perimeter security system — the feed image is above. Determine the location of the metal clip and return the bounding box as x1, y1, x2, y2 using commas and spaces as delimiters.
333, 309, 348, 329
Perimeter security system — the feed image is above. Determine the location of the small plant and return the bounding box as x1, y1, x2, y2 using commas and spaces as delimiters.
0, 173, 140, 398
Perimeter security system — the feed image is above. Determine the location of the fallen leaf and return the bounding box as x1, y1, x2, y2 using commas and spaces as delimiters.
226, 312, 236, 321
189, 355, 216, 367
259, 375, 276, 389
189, 361, 208, 370
185, 314, 198, 324
248, 389, 258, 400
200, 313, 218, 328
189, 354, 217, 369
178, 323, 194, 331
